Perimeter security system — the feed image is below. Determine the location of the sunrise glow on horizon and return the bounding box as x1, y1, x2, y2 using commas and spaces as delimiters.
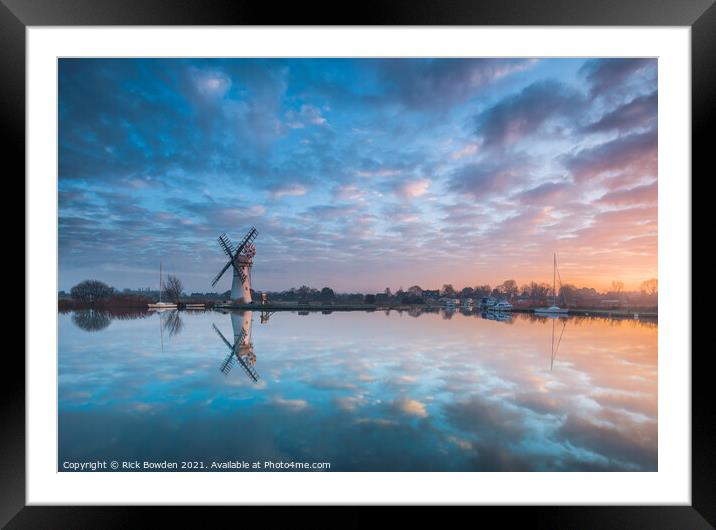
58, 58, 657, 293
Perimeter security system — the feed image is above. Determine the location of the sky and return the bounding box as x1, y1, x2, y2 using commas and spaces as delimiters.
58, 58, 657, 293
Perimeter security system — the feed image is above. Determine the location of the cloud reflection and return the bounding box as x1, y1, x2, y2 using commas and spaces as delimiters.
59, 310, 657, 471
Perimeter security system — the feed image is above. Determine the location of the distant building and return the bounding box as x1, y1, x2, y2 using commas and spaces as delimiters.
375, 293, 392, 303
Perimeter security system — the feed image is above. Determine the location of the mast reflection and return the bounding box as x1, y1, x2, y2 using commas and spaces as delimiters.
549, 315, 568, 370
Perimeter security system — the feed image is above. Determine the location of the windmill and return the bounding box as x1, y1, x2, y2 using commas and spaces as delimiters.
211, 227, 258, 304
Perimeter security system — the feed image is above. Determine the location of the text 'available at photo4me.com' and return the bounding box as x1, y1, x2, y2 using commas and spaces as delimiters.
62, 459, 332, 471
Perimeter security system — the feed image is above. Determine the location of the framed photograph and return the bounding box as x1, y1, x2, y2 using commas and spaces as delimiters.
8, 0, 710, 526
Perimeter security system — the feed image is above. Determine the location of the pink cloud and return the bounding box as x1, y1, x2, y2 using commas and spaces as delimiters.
597, 182, 657, 206
396, 178, 431, 199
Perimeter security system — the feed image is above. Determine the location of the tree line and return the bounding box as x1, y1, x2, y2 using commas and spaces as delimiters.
60, 276, 658, 309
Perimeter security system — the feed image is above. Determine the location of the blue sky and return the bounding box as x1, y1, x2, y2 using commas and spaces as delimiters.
58, 58, 657, 293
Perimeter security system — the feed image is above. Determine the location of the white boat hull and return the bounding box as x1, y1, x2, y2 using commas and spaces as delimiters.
148, 303, 177, 311
534, 306, 569, 314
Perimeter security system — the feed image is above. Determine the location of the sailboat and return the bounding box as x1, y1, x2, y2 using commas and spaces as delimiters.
148, 261, 177, 310
534, 253, 569, 315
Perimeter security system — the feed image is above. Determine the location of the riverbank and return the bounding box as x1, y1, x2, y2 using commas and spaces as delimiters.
213, 302, 657, 319
58, 299, 656, 320
59, 298, 218, 311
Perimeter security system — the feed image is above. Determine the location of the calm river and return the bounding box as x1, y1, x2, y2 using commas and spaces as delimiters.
58, 308, 657, 471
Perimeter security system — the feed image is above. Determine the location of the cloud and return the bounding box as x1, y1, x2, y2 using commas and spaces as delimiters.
515, 181, 573, 205
285, 103, 328, 128
376, 58, 537, 110
450, 143, 479, 160
393, 398, 428, 418
271, 184, 308, 198
270, 396, 309, 411
191, 68, 232, 98
582, 91, 657, 134
394, 178, 431, 199
475, 80, 585, 148
565, 129, 657, 183
448, 157, 529, 198
580, 58, 656, 97
597, 181, 657, 206
333, 184, 365, 201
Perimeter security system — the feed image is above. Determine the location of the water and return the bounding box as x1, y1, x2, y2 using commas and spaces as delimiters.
58, 308, 657, 472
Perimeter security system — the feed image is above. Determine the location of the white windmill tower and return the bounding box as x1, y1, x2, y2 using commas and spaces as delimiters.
211, 227, 258, 304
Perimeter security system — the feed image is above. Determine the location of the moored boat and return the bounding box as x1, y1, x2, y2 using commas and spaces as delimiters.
492, 300, 513, 311
534, 253, 569, 315
148, 262, 177, 310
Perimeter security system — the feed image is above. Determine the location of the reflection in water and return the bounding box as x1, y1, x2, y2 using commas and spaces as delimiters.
66, 307, 152, 332
260, 310, 275, 324
480, 310, 513, 323
59, 309, 657, 471
71, 309, 111, 332
162, 310, 184, 337
214, 311, 259, 383
550, 316, 568, 370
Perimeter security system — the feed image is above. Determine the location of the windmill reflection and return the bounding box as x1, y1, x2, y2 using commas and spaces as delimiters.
260, 310, 275, 324
213, 311, 260, 383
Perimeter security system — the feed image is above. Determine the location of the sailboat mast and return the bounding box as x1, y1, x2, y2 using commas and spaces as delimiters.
553, 253, 557, 306
159, 261, 162, 303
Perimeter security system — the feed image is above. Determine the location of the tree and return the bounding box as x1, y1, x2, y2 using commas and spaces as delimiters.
559, 284, 577, 306
641, 278, 658, 296
611, 280, 624, 297
296, 285, 316, 301
70, 280, 114, 304
163, 275, 183, 304
501, 279, 518, 299
474, 285, 491, 298
364, 294, 376, 304
320, 287, 335, 302
441, 284, 456, 297
407, 285, 423, 297
460, 286, 475, 298
528, 281, 551, 300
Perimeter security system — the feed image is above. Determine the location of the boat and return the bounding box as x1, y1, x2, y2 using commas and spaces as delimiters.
148, 262, 177, 310
480, 296, 497, 309
534, 253, 569, 315
492, 300, 513, 311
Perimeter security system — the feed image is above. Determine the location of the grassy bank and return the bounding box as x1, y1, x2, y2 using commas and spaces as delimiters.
58, 296, 217, 311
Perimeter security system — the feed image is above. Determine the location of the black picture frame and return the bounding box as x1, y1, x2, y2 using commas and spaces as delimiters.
5, 0, 710, 526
